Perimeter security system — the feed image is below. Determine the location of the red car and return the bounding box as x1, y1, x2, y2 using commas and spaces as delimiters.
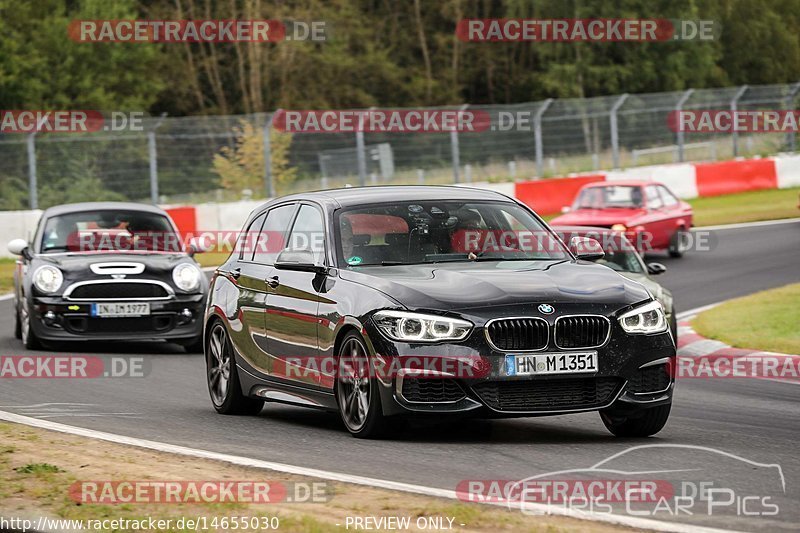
550, 181, 693, 257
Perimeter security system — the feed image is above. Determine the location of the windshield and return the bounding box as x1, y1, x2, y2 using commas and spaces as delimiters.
40, 210, 181, 253
572, 185, 644, 210
336, 201, 568, 266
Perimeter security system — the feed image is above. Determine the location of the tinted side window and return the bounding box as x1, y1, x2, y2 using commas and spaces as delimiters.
287, 204, 326, 264
645, 186, 663, 209
659, 186, 679, 206
238, 212, 266, 261
253, 204, 296, 264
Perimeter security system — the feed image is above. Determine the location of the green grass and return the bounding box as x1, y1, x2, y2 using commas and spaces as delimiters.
688, 187, 800, 227
692, 283, 800, 355
194, 250, 231, 268
15, 463, 64, 474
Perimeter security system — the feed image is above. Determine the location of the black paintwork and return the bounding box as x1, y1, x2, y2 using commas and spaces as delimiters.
13, 202, 207, 345
205, 186, 676, 418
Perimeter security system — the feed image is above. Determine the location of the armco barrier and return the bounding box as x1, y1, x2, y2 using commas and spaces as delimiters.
1, 155, 799, 258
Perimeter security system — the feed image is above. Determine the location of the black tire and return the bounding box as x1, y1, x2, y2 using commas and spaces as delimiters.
206, 321, 264, 415
334, 331, 387, 439
14, 300, 22, 340
20, 300, 42, 350
601, 402, 672, 438
668, 229, 689, 258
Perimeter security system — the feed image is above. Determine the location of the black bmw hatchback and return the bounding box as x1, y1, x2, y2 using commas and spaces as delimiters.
8, 202, 208, 351
204, 186, 675, 438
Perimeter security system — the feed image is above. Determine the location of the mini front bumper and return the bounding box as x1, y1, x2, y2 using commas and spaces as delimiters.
363, 320, 676, 418
28, 294, 205, 342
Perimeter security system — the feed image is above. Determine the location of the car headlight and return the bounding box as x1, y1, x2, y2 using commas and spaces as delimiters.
33, 265, 64, 293
619, 300, 667, 334
373, 310, 472, 342
172, 263, 201, 292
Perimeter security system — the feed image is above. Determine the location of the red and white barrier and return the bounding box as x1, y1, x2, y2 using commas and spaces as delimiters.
2, 154, 799, 258
503, 154, 800, 215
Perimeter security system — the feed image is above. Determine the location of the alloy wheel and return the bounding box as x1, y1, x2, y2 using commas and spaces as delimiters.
207, 324, 231, 406
336, 336, 372, 432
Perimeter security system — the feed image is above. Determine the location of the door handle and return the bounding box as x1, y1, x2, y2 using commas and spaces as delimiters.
267, 276, 280, 289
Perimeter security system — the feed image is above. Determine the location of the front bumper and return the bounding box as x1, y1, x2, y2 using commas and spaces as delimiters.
29, 294, 205, 342
363, 319, 675, 418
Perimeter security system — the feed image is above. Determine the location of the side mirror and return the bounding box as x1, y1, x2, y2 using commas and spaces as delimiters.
561, 206, 571, 213
275, 249, 326, 274
8, 238, 28, 257
569, 236, 605, 261
647, 262, 667, 276
187, 236, 210, 256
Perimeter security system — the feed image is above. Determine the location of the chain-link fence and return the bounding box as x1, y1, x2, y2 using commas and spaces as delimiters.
1, 82, 798, 210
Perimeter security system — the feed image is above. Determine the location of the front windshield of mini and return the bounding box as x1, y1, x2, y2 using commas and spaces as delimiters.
335, 201, 569, 267
40, 210, 182, 253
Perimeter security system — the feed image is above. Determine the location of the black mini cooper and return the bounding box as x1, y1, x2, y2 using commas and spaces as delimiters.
8, 202, 208, 351
204, 186, 675, 438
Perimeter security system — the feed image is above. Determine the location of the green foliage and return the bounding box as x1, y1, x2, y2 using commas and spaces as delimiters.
15, 463, 64, 474
212, 119, 297, 197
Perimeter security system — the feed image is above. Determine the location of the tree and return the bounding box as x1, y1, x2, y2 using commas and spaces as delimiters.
212, 119, 296, 197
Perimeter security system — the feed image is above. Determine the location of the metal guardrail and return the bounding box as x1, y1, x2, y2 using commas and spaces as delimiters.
0, 83, 798, 209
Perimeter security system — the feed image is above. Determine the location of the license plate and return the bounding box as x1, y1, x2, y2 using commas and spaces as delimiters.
506, 352, 597, 376
91, 302, 150, 317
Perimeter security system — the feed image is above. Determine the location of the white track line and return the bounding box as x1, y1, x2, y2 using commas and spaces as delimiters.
0, 410, 739, 533
0, 293, 14, 301
676, 303, 721, 321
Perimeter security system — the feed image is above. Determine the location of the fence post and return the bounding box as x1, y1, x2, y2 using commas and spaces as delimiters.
355, 111, 367, 186
730, 85, 748, 157
785, 82, 800, 152
534, 99, 553, 177
26, 133, 37, 209
675, 89, 694, 162
450, 104, 469, 183
610, 93, 629, 169
148, 113, 167, 205
263, 112, 277, 197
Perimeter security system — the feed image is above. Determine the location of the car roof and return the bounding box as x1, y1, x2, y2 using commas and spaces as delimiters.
41, 202, 170, 218
259, 185, 514, 210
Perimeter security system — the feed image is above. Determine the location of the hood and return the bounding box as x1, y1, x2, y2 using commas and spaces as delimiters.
340, 260, 651, 314
620, 272, 672, 312
550, 208, 646, 227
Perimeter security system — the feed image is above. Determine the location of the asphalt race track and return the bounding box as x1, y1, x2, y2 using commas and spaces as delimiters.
1, 220, 798, 532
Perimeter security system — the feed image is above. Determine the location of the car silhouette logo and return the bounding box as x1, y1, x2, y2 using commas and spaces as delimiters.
538, 304, 554, 314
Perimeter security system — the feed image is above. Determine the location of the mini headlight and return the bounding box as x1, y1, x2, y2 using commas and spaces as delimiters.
373, 310, 472, 342
33, 265, 64, 293
172, 263, 201, 292
618, 300, 667, 334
